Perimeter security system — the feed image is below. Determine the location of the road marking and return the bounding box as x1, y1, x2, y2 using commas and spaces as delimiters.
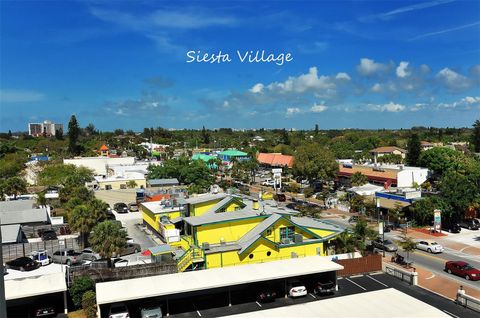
414, 251, 446, 263
196, 310, 202, 317
459, 246, 469, 253
366, 275, 388, 287
255, 301, 262, 308
369, 271, 384, 276
192, 303, 202, 317
309, 293, 317, 299
426, 274, 436, 280
345, 277, 367, 291
350, 274, 364, 278
337, 277, 344, 280
443, 310, 460, 318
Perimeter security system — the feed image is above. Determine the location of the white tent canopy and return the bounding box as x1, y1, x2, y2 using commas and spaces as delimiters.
348, 183, 384, 196
96, 256, 343, 305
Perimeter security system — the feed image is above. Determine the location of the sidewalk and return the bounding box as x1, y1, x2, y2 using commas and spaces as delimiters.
384, 258, 480, 300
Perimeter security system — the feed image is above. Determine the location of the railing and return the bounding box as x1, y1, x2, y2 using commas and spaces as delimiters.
457, 292, 480, 313
176, 246, 204, 272
383, 263, 417, 285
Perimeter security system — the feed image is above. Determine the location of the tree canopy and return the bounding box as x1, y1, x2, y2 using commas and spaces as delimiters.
89, 221, 127, 259
293, 144, 338, 182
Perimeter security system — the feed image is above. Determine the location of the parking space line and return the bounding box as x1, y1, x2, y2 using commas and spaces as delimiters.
443, 310, 460, 318
345, 277, 367, 291
369, 271, 383, 276
337, 277, 344, 280
196, 310, 202, 317
309, 293, 317, 299
366, 275, 388, 287
350, 274, 364, 278
192, 303, 202, 317
255, 301, 262, 308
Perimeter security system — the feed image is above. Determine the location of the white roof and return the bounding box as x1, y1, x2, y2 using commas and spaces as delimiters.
141, 201, 183, 215
93, 171, 145, 183
348, 183, 384, 196
223, 288, 450, 318
96, 256, 343, 305
5, 272, 67, 300
1, 224, 21, 243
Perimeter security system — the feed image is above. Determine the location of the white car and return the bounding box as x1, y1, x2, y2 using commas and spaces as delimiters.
288, 280, 307, 298
262, 179, 275, 187
416, 240, 444, 253
109, 303, 129, 318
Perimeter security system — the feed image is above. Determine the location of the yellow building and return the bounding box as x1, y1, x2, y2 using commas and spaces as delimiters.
141, 193, 346, 272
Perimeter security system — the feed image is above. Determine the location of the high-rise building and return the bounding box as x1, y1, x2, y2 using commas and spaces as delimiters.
28, 120, 63, 137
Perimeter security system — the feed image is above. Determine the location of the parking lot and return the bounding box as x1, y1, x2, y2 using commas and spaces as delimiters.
100, 272, 478, 318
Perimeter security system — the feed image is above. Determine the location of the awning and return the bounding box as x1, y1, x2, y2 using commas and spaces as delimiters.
5, 272, 67, 300
96, 256, 343, 305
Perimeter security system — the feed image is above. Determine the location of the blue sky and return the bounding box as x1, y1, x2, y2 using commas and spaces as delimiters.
1, 0, 479, 131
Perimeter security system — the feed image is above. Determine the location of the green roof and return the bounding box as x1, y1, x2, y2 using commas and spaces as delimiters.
219, 150, 248, 156
192, 153, 217, 161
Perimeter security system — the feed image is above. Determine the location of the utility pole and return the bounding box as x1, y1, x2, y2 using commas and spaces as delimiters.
0, 219, 8, 318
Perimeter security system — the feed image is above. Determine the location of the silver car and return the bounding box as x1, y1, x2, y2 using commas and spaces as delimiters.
416, 241, 444, 253
141, 305, 163, 318
372, 238, 398, 252
81, 248, 101, 261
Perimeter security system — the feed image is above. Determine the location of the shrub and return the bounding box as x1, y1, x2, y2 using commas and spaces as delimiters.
82, 291, 97, 318
70, 276, 95, 308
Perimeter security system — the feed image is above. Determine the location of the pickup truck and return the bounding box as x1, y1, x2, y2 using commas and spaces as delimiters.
52, 249, 83, 266
314, 281, 335, 295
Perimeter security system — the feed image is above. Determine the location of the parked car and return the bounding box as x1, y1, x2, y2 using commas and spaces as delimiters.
33, 306, 56, 318
113, 258, 129, 268
114, 202, 129, 213
109, 303, 130, 318
372, 238, 398, 252
445, 261, 480, 281
6, 257, 40, 271
140, 305, 163, 318
114, 242, 141, 257
261, 179, 275, 187
458, 219, 479, 230
81, 248, 100, 261
442, 222, 461, 233
314, 280, 335, 295
91, 258, 112, 269
41, 230, 57, 241
29, 250, 52, 266
128, 202, 139, 212
416, 241, 444, 254
52, 249, 83, 266
287, 280, 307, 298
256, 288, 277, 303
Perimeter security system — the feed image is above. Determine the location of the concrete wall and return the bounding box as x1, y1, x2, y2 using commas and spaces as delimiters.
64, 157, 135, 175
397, 168, 428, 187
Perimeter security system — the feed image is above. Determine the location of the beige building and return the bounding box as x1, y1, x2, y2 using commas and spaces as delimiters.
370, 146, 407, 163
93, 172, 146, 190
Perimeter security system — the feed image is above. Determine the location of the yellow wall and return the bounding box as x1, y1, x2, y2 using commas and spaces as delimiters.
264, 218, 317, 243
141, 207, 181, 234
308, 228, 337, 238
98, 179, 146, 190
195, 217, 264, 244
191, 199, 243, 216
205, 240, 325, 269
191, 199, 223, 216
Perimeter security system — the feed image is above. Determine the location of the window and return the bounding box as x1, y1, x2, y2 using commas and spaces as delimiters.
266, 228, 272, 236
266, 251, 271, 257
249, 254, 254, 259
280, 226, 295, 241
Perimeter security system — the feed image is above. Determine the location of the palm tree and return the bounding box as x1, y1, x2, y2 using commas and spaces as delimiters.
334, 231, 356, 254
87, 198, 110, 222
352, 219, 378, 256
68, 205, 97, 248
89, 221, 127, 259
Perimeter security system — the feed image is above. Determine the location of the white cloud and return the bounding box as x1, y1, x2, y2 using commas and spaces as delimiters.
462, 96, 480, 104
368, 101, 406, 112
267, 67, 336, 93
249, 83, 264, 94
357, 58, 389, 76
371, 83, 382, 92
310, 103, 328, 112
335, 72, 351, 81
286, 107, 301, 116
436, 68, 471, 91
396, 61, 410, 78
0, 89, 45, 102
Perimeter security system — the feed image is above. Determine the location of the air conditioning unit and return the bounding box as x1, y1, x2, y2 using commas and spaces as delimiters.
202, 242, 210, 250
294, 234, 303, 244
220, 237, 226, 245
281, 238, 291, 244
